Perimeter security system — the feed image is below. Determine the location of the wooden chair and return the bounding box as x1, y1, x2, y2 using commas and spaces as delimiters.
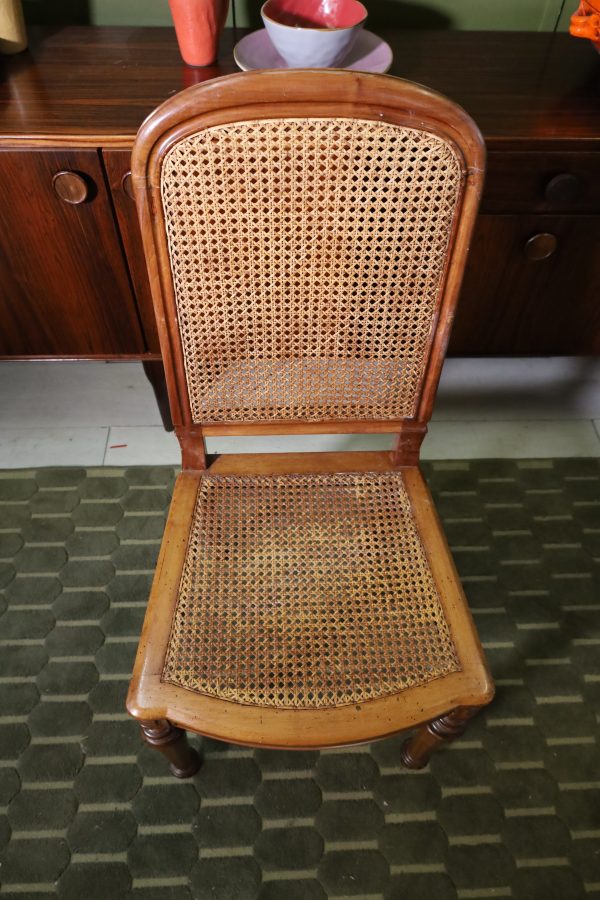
126, 69, 494, 778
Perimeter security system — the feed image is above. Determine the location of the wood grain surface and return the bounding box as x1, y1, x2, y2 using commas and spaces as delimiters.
0, 28, 598, 149
0, 147, 145, 355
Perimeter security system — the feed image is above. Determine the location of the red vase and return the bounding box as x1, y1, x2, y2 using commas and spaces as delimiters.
169, 0, 230, 67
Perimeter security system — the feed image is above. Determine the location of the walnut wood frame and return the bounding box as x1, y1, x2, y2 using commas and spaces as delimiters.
126, 70, 493, 771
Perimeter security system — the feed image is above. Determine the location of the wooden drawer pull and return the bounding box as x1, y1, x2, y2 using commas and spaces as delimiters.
544, 172, 582, 206
52, 170, 89, 205
524, 232, 557, 261
122, 171, 135, 200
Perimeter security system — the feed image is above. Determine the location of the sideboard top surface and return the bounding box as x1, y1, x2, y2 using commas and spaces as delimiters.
0, 27, 598, 148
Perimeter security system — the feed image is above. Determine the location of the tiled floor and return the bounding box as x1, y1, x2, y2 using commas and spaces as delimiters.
0, 358, 599, 466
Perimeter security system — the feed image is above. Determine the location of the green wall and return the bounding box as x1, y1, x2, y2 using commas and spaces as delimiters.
24, 0, 568, 31
557, 0, 577, 29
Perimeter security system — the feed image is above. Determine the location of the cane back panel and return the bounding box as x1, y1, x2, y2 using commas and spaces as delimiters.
162, 470, 461, 709
160, 117, 464, 424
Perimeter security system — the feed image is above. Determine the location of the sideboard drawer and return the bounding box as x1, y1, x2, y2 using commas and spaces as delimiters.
481, 152, 600, 214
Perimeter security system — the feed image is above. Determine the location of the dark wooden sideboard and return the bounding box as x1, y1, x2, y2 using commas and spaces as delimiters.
0, 27, 599, 389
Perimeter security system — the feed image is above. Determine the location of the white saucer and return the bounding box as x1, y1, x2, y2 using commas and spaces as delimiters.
234, 28, 393, 74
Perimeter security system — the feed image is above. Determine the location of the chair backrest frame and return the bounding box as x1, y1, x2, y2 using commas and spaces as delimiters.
132, 69, 485, 469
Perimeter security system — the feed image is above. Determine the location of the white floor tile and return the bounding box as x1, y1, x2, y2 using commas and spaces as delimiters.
435, 357, 600, 421
2, 358, 600, 465
104, 426, 180, 466
102, 431, 395, 465
204, 434, 395, 455
0, 361, 162, 427
0, 428, 108, 468
423, 420, 600, 460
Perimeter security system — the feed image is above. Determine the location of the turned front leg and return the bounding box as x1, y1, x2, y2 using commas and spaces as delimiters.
139, 719, 201, 778
400, 706, 481, 770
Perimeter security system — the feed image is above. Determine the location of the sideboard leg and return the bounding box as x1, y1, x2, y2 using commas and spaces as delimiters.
143, 360, 173, 432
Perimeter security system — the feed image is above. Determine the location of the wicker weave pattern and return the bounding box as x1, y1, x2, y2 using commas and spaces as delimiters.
162, 472, 461, 708
161, 117, 463, 423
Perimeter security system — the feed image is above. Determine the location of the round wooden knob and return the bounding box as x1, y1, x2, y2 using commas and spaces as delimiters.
52, 171, 89, 205
544, 172, 582, 206
524, 233, 557, 261
122, 171, 135, 200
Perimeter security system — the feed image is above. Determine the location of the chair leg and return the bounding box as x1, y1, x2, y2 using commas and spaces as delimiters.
400, 706, 480, 770
139, 719, 201, 778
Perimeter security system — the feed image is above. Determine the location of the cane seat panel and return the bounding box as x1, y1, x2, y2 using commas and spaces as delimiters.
161, 470, 461, 709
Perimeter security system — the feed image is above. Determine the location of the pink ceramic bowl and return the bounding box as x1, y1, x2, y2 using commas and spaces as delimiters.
261, 0, 367, 68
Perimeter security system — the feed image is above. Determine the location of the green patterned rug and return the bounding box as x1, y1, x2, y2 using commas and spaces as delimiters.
0, 460, 599, 899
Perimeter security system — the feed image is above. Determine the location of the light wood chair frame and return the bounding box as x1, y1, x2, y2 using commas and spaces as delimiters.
126, 69, 494, 777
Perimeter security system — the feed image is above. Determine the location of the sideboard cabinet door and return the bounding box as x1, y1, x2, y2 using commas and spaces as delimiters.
0, 149, 145, 355
451, 214, 600, 355
102, 149, 160, 354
